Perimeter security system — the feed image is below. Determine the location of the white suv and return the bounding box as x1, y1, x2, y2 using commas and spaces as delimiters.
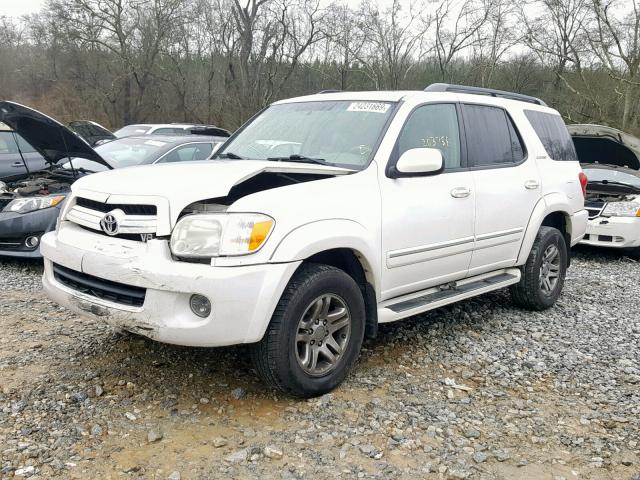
40, 84, 588, 397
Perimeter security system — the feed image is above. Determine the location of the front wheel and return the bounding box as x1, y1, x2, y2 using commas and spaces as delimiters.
510, 226, 568, 310
251, 263, 365, 398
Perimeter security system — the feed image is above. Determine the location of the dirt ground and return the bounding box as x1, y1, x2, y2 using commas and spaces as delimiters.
1, 248, 639, 479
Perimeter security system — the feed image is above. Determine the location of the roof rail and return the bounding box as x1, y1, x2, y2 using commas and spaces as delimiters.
424, 83, 547, 106
317, 89, 341, 94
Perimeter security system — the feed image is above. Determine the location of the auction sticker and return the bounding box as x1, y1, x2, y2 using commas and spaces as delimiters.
347, 102, 391, 113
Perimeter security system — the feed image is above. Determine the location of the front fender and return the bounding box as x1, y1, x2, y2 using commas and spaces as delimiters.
517, 193, 573, 265
269, 219, 381, 294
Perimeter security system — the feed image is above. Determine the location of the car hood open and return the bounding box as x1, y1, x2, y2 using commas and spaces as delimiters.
0, 101, 111, 169
568, 124, 640, 170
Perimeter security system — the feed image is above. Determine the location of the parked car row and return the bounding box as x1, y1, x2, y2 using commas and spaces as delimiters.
0, 102, 229, 257
1, 84, 638, 398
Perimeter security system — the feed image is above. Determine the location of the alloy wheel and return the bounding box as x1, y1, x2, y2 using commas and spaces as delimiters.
295, 294, 351, 376
539, 244, 560, 294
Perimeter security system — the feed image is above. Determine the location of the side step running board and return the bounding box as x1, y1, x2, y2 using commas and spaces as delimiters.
378, 268, 521, 323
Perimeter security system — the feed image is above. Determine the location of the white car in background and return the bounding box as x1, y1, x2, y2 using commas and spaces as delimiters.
569, 124, 640, 254
114, 123, 231, 139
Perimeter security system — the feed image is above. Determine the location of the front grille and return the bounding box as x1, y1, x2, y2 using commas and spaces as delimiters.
76, 224, 154, 242
66, 197, 158, 240
53, 263, 146, 307
76, 197, 157, 216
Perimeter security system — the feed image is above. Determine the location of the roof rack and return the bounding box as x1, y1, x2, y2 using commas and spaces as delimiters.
317, 89, 341, 94
424, 83, 547, 106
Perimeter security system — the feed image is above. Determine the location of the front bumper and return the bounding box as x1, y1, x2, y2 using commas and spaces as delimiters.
580, 216, 640, 249
0, 206, 61, 258
41, 224, 301, 347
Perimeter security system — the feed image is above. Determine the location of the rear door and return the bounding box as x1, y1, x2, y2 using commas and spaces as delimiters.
462, 103, 541, 275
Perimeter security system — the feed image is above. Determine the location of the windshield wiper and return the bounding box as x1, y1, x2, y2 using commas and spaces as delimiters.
217, 152, 244, 159
266, 154, 328, 165
589, 180, 639, 188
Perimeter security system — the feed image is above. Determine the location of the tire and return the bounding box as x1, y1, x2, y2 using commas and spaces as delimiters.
510, 226, 568, 311
251, 263, 366, 398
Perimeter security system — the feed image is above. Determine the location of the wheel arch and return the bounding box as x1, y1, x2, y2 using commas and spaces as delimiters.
269, 220, 381, 338
517, 195, 574, 265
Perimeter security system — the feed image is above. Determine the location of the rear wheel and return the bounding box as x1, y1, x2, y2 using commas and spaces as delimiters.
510, 226, 567, 310
251, 263, 365, 398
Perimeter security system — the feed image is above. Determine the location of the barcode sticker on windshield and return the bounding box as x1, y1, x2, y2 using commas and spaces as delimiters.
347, 102, 390, 114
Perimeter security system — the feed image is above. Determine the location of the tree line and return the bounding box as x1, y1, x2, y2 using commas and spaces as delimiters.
0, 0, 638, 135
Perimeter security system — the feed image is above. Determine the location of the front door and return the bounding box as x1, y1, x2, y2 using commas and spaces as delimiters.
379, 103, 475, 300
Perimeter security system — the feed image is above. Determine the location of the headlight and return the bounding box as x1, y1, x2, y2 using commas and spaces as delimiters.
602, 201, 640, 217
170, 213, 275, 258
3, 195, 66, 214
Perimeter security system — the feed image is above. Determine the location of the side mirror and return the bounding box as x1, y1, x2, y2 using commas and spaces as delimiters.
391, 148, 444, 177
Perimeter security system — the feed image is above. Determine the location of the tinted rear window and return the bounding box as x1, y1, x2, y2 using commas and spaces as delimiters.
462, 104, 525, 166
525, 111, 578, 161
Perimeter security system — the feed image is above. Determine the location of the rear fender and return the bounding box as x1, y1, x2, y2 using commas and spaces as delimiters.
517, 193, 572, 265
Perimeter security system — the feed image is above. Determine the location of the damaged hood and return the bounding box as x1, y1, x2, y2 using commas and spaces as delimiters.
72, 159, 352, 207
568, 124, 640, 170
0, 101, 111, 169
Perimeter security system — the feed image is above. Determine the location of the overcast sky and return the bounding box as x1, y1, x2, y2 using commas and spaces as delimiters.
0, 0, 395, 16
0, 0, 45, 16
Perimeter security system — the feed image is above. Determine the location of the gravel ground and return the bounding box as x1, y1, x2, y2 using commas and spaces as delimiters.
0, 247, 639, 480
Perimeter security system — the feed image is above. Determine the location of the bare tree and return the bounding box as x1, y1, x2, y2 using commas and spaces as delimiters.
586, 0, 640, 130
433, 0, 493, 82
48, 0, 184, 125
471, 0, 520, 87
355, 0, 431, 90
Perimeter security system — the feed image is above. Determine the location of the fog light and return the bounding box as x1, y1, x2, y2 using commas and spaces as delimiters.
24, 235, 40, 249
190, 294, 211, 318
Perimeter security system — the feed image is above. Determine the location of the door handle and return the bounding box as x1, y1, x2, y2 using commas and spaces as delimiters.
524, 180, 540, 190
11, 162, 24, 167
450, 187, 471, 198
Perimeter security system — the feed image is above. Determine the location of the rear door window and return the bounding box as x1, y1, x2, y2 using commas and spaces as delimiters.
397, 103, 462, 169
524, 110, 578, 161
462, 104, 526, 167
153, 127, 185, 135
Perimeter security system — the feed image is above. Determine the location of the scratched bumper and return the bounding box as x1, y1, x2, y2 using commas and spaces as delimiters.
40, 223, 300, 347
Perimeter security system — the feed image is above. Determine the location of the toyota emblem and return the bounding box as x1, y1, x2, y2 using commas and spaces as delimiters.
100, 210, 122, 236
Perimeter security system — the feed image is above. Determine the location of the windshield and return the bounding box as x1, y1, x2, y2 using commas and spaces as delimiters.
217, 100, 396, 169
583, 167, 640, 188
114, 125, 152, 138
62, 137, 172, 172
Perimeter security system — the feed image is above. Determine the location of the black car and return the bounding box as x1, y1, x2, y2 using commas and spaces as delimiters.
0, 101, 227, 258
0, 119, 115, 181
